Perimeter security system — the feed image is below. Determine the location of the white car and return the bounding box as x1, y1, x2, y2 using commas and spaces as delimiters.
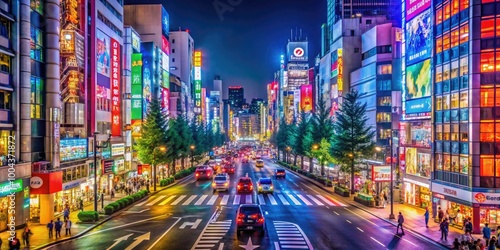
213, 173, 230, 192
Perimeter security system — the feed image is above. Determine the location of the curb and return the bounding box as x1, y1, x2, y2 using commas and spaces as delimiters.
34, 173, 194, 250
277, 162, 449, 249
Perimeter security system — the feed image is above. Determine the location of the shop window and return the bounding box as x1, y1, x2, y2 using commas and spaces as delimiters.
444, 3, 451, 21
459, 92, 468, 108
377, 96, 391, 106
30, 76, 44, 119
376, 112, 391, 122
459, 24, 469, 44
443, 33, 450, 51
481, 52, 495, 72
30, 0, 43, 15
436, 154, 443, 170
436, 96, 443, 110
379, 129, 391, 139
436, 37, 443, 54
443, 154, 451, 171
436, 8, 443, 25
451, 29, 459, 48
460, 0, 469, 10
377, 64, 392, 75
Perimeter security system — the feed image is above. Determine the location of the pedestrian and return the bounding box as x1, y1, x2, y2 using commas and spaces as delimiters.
65, 219, 72, 236
452, 238, 460, 249
488, 236, 497, 250
465, 218, 473, 234
461, 230, 474, 242
111, 189, 115, 199
383, 192, 388, 208
22, 226, 33, 246
438, 206, 444, 222
483, 223, 492, 246
396, 212, 405, 235
63, 206, 70, 221
440, 218, 450, 241
9, 234, 20, 250
79, 199, 84, 211
55, 218, 62, 238
424, 207, 430, 228
47, 219, 54, 238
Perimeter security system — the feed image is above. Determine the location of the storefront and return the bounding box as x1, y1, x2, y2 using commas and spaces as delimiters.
403, 177, 431, 208
473, 192, 500, 229
431, 182, 473, 229
0, 179, 26, 229
29, 171, 63, 224
51, 178, 88, 213
101, 159, 115, 194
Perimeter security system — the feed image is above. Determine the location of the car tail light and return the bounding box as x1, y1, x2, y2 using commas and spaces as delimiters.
250, 185, 253, 190
224, 183, 228, 186
196, 173, 199, 177
258, 215, 264, 223
237, 213, 245, 222
237, 184, 241, 189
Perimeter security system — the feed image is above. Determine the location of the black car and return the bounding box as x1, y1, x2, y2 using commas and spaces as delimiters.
275, 169, 286, 179
236, 204, 266, 236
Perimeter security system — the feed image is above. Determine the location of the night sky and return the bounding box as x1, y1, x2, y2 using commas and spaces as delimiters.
124, 0, 325, 100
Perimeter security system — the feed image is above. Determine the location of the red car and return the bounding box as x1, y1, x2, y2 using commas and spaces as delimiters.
222, 164, 235, 174
237, 177, 253, 193
195, 166, 213, 180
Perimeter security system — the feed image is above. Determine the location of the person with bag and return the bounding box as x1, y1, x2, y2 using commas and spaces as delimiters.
440, 218, 450, 241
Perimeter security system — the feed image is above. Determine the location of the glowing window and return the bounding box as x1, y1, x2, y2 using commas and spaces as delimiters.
451, 29, 459, 48
460, 0, 469, 11
436, 96, 443, 110
460, 93, 468, 108
436, 37, 443, 54
481, 52, 495, 73
480, 123, 495, 142
452, 0, 459, 15
480, 158, 494, 176
481, 19, 495, 39
459, 24, 469, 44
436, 8, 443, 25
451, 93, 459, 108
443, 33, 450, 51
444, 3, 451, 21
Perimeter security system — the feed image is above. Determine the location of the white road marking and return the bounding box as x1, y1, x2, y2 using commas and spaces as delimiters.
277, 194, 290, 205
286, 194, 302, 205
333, 211, 339, 215
316, 195, 335, 206
245, 194, 252, 204
183, 195, 198, 205
81, 214, 168, 238
370, 237, 385, 247
218, 243, 224, 250
306, 195, 324, 206
268, 194, 278, 205
274, 242, 281, 250
195, 195, 208, 205
220, 195, 229, 205
357, 227, 364, 232
207, 195, 218, 205
346, 220, 352, 224
296, 195, 313, 206
281, 246, 309, 249
233, 195, 241, 205
146, 195, 166, 206
159, 195, 176, 205
171, 195, 187, 205
258, 194, 266, 205
146, 217, 183, 250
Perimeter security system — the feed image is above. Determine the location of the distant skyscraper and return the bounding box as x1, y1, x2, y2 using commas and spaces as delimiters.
228, 86, 245, 108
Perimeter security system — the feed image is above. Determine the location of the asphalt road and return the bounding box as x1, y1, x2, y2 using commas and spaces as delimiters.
44, 157, 446, 250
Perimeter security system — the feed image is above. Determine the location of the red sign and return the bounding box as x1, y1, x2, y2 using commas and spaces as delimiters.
162, 36, 170, 55
372, 165, 391, 182
406, 0, 431, 21
161, 87, 170, 116
110, 38, 121, 136
30, 172, 63, 194
137, 165, 143, 175
300, 84, 313, 112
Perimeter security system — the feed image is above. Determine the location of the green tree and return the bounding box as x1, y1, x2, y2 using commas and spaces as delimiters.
294, 112, 314, 170
330, 90, 376, 194
175, 115, 192, 170
312, 94, 335, 144
135, 99, 168, 180
311, 138, 335, 175
275, 118, 288, 161
189, 118, 206, 163
166, 118, 182, 176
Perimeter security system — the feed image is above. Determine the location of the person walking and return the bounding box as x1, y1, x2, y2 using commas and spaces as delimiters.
424, 207, 430, 228
22, 226, 33, 246
396, 212, 405, 235
483, 223, 492, 246
63, 206, 70, 221
440, 218, 450, 240
65, 218, 72, 236
79, 199, 84, 211
464, 218, 473, 234
55, 218, 63, 239
9, 234, 20, 250
47, 219, 54, 238
488, 236, 497, 250
438, 206, 444, 222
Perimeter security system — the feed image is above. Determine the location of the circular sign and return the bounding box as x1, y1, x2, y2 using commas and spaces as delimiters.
30, 176, 43, 189
475, 192, 486, 203
293, 47, 304, 57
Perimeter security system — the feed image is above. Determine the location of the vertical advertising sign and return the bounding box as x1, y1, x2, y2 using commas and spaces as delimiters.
141, 43, 154, 118
161, 8, 170, 37
194, 51, 202, 112
337, 49, 343, 92
162, 37, 170, 55
300, 84, 313, 112
160, 87, 170, 116
131, 53, 143, 120
110, 39, 121, 136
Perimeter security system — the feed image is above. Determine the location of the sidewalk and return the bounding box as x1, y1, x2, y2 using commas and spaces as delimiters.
0, 191, 132, 250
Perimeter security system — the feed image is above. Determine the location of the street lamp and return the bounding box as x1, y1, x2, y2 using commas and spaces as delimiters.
153, 146, 167, 192
190, 145, 195, 168
93, 131, 111, 212
389, 131, 395, 220
286, 146, 291, 164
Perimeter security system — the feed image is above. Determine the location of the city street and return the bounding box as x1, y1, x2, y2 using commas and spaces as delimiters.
44, 158, 446, 250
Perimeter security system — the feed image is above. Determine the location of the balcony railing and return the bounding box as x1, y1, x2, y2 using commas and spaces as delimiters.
0, 109, 11, 123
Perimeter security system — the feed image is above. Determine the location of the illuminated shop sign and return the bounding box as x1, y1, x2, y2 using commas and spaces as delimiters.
287, 41, 308, 62
405, 59, 431, 100
162, 8, 170, 37
194, 51, 202, 110
405, 97, 431, 115
162, 70, 169, 89
405, 0, 431, 21
132, 32, 140, 52
406, 9, 432, 65
300, 84, 313, 112
0, 179, 23, 197
110, 38, 121, 136
372, 166, 391, 182
337, 49, 343, 91
60, 139, 88, 162
111, 143, 125, 156
162, 52, 169, 72
131, 54, 143, 120
162, 37, 170, 56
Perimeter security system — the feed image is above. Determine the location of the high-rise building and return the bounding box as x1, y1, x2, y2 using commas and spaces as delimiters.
228, 86, 245, 108
250, 98, 264, 136
237, 113, 259, 138
170, 30, 195, 119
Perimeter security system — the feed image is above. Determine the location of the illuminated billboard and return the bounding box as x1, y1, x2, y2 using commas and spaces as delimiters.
162, 70, 169, 88
162, 8, 169, 37
131, 54, 143, 120
162, 52, 169, 73
300, 84, 313, 112
194, 51, 202, 110
405, 0, 431, 21
132, 32, 140, 52
406, 9, 432, 65
141, 43, 154, 117
96, 29, 110, 77
160, 87, 169, 116
110, 38, 121, 136
60, 139, 88, 162
162, 37, 170, 55
337, 49, 343, 91
405, 59, 431, 100
287, 41, 308, 62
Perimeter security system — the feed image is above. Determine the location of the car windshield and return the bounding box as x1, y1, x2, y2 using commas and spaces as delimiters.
259, 179, 272, 184
239, 179, 251, 184
240, 206, 260, 215
257, 160, 263, 163
198, 171, 205, 174
277, 169, 285, 173
214, 176, 226, 181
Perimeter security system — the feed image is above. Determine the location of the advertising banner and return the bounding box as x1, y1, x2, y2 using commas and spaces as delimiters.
102, 159, 114, 175
161, 87, 170, 116
405, 0, 431, 21
96, 29, 110, 77
300, 84, 313, 112
0, 179, 23, 197
331, 50, 338, 77
162, 36, 170, 55
132, 32, 140, 52
162, 52, 169, 73
195, 80, 202, 108
131, 53, 143, 120
30, 172, 63, 195
162, 8, 169, 37
60, 139, 88, 162
287, 41, 308, 62
131, 120, 142, 138
111, 143, 125, 156
337, 49, 343, 91
110, 38, 121, 136
162, 70, 169, 89
372, 166, 391, 182
141, 43, 154, 118
405, 97, 431, 115
405, 59, 431, 100
406, 9, 432, 65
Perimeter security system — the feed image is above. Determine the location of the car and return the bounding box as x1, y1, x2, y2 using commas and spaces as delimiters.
212, 173, 230, 192
242, 157, 249, 163
237, 177, 253, 193
236, 204, 266, 236
257, 178, 274, 194
255, 160, 264, 168
275, 169, 286, 179
195, 166, 213, 180
222, 164, 235, 174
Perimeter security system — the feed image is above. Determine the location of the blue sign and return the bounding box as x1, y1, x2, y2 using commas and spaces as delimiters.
60, 139, 88, 162
141, 42, 154, 118
405, 97, 431, 114
406, 9, 432, 65
162, 8, 169, 37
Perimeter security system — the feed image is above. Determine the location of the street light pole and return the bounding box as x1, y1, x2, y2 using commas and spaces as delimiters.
152, 146, 166, 192
190, 145, 195, 168
93, 131, 111, 212
389, 131, 395, 220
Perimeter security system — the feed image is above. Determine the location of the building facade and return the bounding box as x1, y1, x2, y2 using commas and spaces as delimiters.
169, 30, 194, 119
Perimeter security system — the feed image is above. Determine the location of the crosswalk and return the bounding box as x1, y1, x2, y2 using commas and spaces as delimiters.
192, 220, 231, 250
274, 221, 313, 249
136, 193, 346, 207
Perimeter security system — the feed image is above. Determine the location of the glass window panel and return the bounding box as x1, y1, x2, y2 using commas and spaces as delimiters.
443, 64, 450, 81
443, 94, 450, 109
460, 92, 468, 107
481, 158, 495, 176
451, 29, 459, 48
436, 37, 443, 54
436, 96, 443, 110
436, 8, 443, 25
460, 57, 468, 76
436, 66, 443, 82
460, 0, 469, 10
481, 52, 495, 73
460, 24, 469, 44
451, 93, 459, 108
444, 3, 451, 20
452, 0, 459, 15
443, 33, 450, 51
482, 19, 495, 38
480, 123, 495, 142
